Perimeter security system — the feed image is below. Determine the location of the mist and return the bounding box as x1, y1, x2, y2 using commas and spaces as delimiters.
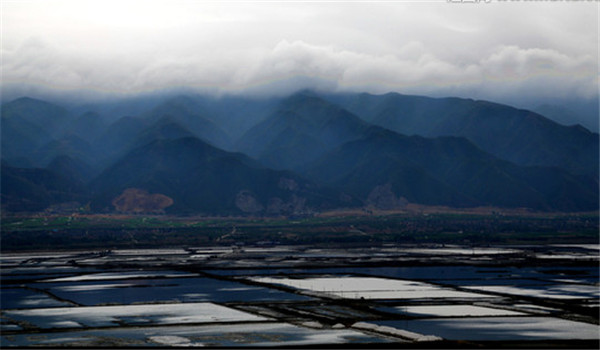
2, 1, 598, 129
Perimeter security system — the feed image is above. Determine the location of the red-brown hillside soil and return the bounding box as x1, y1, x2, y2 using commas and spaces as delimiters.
112, 188, 173, 213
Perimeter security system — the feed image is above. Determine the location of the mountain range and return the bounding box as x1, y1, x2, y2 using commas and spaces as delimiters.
1, 90, 598, 214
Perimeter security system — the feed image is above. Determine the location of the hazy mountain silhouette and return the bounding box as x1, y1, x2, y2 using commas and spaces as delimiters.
236, 92, 370, 170
305, 127, 598, 212
1, 97, 69, 164
128, 116, 196, 150
90, 137, 349, 214
141, 96, 232, 150
63, 111, 107, 142
46, 155, 95, 184
91, 116, 150, 166
200, 95, 280, 141
1, 162, 87, 212
2, 92, 597, 214
327, 92, 598, 177
1, 97, 72, 136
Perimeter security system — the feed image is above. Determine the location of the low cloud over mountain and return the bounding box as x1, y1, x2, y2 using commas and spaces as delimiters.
3, 2, 598, 129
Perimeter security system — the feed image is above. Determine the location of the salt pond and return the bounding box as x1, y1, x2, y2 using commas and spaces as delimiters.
251, 276, 492, 300
0, 288, 73, 309
384, 304, 526, 317
111, 249, 189, 256
214, 265, 599, 284
1, 322, 389, 347
1, 245, 598, 347
3, 302, 267, 329
398, 248, 522, 255
33, 276, 310, 305
41, 271, 198, 283
373, 317, 600, 341
464, 284, 600, 300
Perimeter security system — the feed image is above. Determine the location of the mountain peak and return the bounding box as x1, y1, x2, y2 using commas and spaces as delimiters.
7, 96, 45, 105
2, 96, 67, 114
2, 90, 597, 214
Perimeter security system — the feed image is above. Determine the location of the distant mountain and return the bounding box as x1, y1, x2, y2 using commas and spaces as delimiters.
532, 97, 599, 132
1, 98, 70, 162
90, 137, 350, 215
88, 107, 231, 169
236, 92, 370, 170
2, 92, 597, 214
142, 96, 232, 150
1, 97, 72, 137
327, 92, 599, 177
46, 155, 95, 184
1, 162, 87, 212
91, 114, 222, 167
1, 115, 53, 164
71, 94, 278, 142
128, 116, 196, 150
533, 103, 600, 134
0, 98, 106, 168
92, 116, 149, 164
305, 127, 598, 212
31, 134, 97, 168
63, 111, 107, 142
71, 95, 166, 125
199, 95, 280, 141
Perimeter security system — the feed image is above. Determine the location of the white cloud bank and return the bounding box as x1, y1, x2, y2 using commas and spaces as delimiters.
2, 0, 598, 103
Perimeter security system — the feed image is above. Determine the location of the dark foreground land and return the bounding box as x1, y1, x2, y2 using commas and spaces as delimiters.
1, 209, 598, 251
1, 211, 598, 348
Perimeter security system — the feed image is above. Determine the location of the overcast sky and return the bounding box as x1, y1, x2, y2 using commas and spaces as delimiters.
2, 0, 598, 105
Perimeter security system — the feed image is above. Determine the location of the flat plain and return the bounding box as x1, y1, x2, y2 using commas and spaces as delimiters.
1, 215, 598, 348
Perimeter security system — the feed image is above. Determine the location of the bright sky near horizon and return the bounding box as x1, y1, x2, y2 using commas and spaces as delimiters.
1, 0, 598, 104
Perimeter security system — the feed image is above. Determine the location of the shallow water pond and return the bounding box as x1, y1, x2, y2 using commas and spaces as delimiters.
373, 317, 599, 340
251, 276, 492, 300
3, 302, 267, 329
380, 304, 526, 317
1, 322, 389, 347
30, 277, 309, 305
0, 287, 73, 309
464, 284, 600, 300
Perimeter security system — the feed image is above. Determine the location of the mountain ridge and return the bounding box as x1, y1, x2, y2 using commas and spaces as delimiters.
89, 136, 351, 215
324, 91, 598, 177
236, 92, 371, 170
2, 91, 597, 214
304, 126, 598, 212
